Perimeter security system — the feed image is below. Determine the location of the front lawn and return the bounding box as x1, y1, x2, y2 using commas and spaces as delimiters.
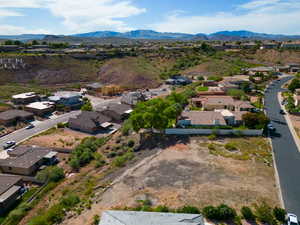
196, 86, 209, 92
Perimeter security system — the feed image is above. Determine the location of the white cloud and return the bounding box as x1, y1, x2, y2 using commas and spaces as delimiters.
0, 9, 23, 17
0, 0, 145, 34
0, 25, 49, 35
0, 0, 43, 8
46, 0, 146, 32
239, 0, 280, 9
152, 0, 300, 35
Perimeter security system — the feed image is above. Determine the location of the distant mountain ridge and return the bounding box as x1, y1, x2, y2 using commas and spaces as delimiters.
1, 30, 300, 42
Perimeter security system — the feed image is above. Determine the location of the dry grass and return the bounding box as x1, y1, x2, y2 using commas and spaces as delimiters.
24, 128, 89, 149
203, 137, 273, 164
62, 136, 279, 225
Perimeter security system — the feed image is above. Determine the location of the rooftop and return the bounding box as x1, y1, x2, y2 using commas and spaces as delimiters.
0, 147, 52, 169
0, 174, 21, 196
99, 211, 204, 225
181, 111, 227, 126
12, 92, 36, 99
0, 109, 33, 121
201, 96, 235, 106
69, 111, 112, 131
97, 103, 132, 115
26, 101, 55, 110
52, 91, 82, 99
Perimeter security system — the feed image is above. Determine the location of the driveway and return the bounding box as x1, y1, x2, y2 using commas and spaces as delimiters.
265, 76, 300, 215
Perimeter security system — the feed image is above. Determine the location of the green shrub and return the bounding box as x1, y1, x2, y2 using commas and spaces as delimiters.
112, 151, 135, 167
217, 204, 236, 220
203, 206, 219, 220
57, 122, 66, 128
177, 205, 200, 214
208, 143, 215, 150
127, 140, 135, 148
36, 166, 65, 183
61, 194, 80, 209
208, 134, 217, 140
254, 201, 277, 225
93, 215, 100, 225
154, 205, 170, 212
225, 143, 237, 151
241, 206, 255, 221
273, 207, 286, 222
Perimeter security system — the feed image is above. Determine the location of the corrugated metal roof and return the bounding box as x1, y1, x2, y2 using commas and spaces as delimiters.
99, 211, 204, 225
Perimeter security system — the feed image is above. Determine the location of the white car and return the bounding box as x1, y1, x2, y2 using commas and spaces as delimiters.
287, 213, 299, 225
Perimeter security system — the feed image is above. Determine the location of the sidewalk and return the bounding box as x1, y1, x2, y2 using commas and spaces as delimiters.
277, 93, 300, 153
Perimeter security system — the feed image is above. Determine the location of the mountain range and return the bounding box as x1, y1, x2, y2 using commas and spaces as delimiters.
1, 30, 300, 42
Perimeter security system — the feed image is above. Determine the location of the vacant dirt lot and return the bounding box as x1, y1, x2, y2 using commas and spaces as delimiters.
23, 128, 89, 149
63, 136, 279, 225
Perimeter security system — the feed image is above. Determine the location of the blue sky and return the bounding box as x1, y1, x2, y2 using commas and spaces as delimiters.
0, 0, 299, 35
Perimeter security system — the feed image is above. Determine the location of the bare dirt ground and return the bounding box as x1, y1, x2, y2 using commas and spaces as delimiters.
23, 128, 89, 149
63, 136, 279, 225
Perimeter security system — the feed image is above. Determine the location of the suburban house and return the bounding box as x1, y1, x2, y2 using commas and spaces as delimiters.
165, 75, 192, 86
48, 91, 83, 108
218, 110, 247, 126
202, 80, 219, 87
12, 92, 38, 105
275, 66, 290, 73
197, 87, 226, 96
99, 210, 205, 225
0, 146, 58, 176
68, 111, 112, 134
218, 76, 249, 91
286, 63, 300, 73
178, 111, 227, 127
281, 41, 300, 49
86, 82, 103, 91
191, 96, 253, 112
97, 103, 132, 122
246, 66, 275, 75
0, 175, 24, 214
121, 92, 146, 106
25, 101, 55, 116
0, 110, 34, 126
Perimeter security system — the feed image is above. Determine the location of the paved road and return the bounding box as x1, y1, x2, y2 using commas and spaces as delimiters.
0, 111, 81, 147
265, 76, 300, 215
0, 97, 125, 148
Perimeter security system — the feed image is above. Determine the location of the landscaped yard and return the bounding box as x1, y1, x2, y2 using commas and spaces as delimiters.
196, 86, 209, 92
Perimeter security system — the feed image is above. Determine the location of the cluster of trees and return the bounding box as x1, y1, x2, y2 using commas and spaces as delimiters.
285, 95, 298, 113
242, 112, 270, 129
129, 92, 189, 132
227, 89, 247, 100
36, 166, 65, 183
288, 78, 300, 92
81, 98, 93, 111
69, 137, 106, 170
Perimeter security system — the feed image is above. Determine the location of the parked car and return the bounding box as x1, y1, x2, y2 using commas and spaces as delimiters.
25, 124, 35, 129
287, 213, 299, 225
267, 123, 276, 132
280, 109, 286, 115
3, 141, 16, 150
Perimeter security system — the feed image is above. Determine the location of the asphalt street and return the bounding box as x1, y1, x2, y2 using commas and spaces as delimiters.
0, 97, 127, 148
0, 110, 81, 147
265, 76, 300, 215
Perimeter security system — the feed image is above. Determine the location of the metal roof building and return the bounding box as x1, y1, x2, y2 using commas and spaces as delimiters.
99, 210, 204, 225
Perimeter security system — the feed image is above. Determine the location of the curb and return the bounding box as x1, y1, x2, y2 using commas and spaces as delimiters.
277, 93, 300, 153
268, 137, 285, 208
